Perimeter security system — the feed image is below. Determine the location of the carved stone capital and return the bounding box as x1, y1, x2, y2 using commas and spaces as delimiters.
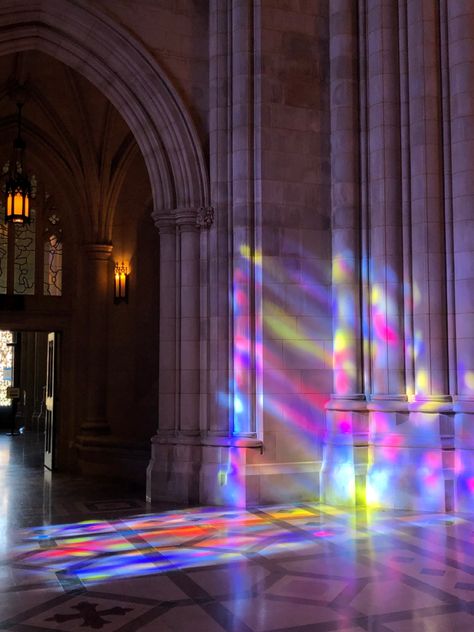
196, 206, 214, 229
152, 206, 214, 232
152, 209, 176, 233
83, 243, 113, 261
175, 208, 200, 228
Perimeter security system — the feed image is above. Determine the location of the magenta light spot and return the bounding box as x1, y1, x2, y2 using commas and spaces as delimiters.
424, 452, 439, 469
335, 373, 349, 393
373, 313, 398, 344
339, 420, 351, 433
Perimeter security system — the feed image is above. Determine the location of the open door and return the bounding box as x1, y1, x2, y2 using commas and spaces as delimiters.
44, 332, 59, 470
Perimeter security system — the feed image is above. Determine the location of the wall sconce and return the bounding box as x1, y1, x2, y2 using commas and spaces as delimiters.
114, 261, 129, 304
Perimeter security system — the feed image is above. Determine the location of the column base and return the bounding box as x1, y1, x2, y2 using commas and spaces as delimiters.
323, 397, 457, 512
79, 418, 111, 435
146, 435, 202, 504
75, 434, 150, 486
147, 434, 322, 507
322, 401, 369, 507
454, 398, 474, 513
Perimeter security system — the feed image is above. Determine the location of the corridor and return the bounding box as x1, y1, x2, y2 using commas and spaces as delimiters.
1, 434, 474, 631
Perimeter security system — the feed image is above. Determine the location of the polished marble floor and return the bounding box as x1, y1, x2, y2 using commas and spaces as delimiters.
1, 434, 474, 631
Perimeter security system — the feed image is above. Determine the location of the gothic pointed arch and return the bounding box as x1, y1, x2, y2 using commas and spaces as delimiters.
0, 0, 209, 231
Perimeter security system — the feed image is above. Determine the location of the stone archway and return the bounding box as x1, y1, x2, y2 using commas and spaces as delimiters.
0, 0, 209, 218
0, 0, 211, 485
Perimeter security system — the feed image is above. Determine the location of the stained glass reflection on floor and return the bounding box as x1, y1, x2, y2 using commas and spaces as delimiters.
1, 434, 474, 631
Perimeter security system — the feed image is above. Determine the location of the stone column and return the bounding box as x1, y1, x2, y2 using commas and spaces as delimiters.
359, 0, 409, 510
448, 3, 474, 399
407, 0, 449, 402
208, 0, 232, 439
147, 209, 203, 504
155, 219, 177, 437
329, 0, 363, 401
324, 0, 367, 507
398, 0, 415, 398
405, 0, 451, 513
147, 215, 178, 501
447, 0, 474, 511
177, 212, 200, 437
367, 0, 405, 400
81, 243, 112, 435
230, 0, 258, 442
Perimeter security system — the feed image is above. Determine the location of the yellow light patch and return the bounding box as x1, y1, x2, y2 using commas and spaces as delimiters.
371, 285, 381, 304
416, 370, 428, 393
334, 329, 347, 353
465, 371, 474, 391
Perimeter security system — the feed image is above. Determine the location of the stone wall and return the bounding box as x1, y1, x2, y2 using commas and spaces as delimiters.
96, 0, 209, 146
323, 0, 474, 513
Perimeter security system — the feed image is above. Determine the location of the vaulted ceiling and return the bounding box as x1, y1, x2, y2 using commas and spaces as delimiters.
0, 50, 150, 242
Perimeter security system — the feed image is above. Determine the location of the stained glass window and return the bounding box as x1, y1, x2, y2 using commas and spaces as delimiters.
44, 233, 62, 296
0, 331, 13, 407
0, 222, 7, 294
14, 210, 36, 295
0, 181, 64, 297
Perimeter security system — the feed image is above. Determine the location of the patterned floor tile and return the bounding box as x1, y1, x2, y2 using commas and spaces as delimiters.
279, 553, 380, 579
0, 587, 63, 621
222, 595, 346, 630
386, 611, 474, 632
93, 574, 189, 601
4, 435, 474, 631
189, 563, 269, 597
136, 604, 229, 632
265, 575, 347, 603
349, 579, 445, 615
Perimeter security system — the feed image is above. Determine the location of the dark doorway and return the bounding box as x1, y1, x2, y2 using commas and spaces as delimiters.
0, 330, 57, 468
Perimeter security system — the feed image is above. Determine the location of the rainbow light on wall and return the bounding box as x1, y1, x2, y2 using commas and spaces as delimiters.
220, 233, 473, 512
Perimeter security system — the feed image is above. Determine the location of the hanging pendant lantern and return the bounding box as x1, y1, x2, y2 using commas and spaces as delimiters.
4, 103, 31, 224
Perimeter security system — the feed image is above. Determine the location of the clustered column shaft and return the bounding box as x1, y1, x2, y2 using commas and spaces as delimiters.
83, 243, 113, 434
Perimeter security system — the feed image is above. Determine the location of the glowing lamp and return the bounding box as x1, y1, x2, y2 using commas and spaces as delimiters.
114, 262, 129, 304
5, 173, 31, 224
4, 103, 31, 224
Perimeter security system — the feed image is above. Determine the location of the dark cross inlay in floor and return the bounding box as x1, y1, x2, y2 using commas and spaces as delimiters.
46, 601, 133, 629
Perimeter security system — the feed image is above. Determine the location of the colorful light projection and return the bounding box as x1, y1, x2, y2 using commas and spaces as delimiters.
327, 257, 453, 510
232, 248, 258, 437
238, 243, 331, 434
332, 256, 358, 395
18, 505, 346, 585
227, 233, 473, 513
454, 360, 474, 511
329, 251, 460, 511
220, 242, 333, 503
9, 504, 467, 587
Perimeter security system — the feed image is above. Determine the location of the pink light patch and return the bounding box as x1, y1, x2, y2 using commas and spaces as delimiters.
424, 474, 439, 488
234, 289, 247, 307
382, 446, 396, 461
373, 313, 398, 344
313, 530, 333, 538
335, 373, 349, 393
424, 452, 439, 469
387, 433, 404, 447
339, 420, 351, 433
